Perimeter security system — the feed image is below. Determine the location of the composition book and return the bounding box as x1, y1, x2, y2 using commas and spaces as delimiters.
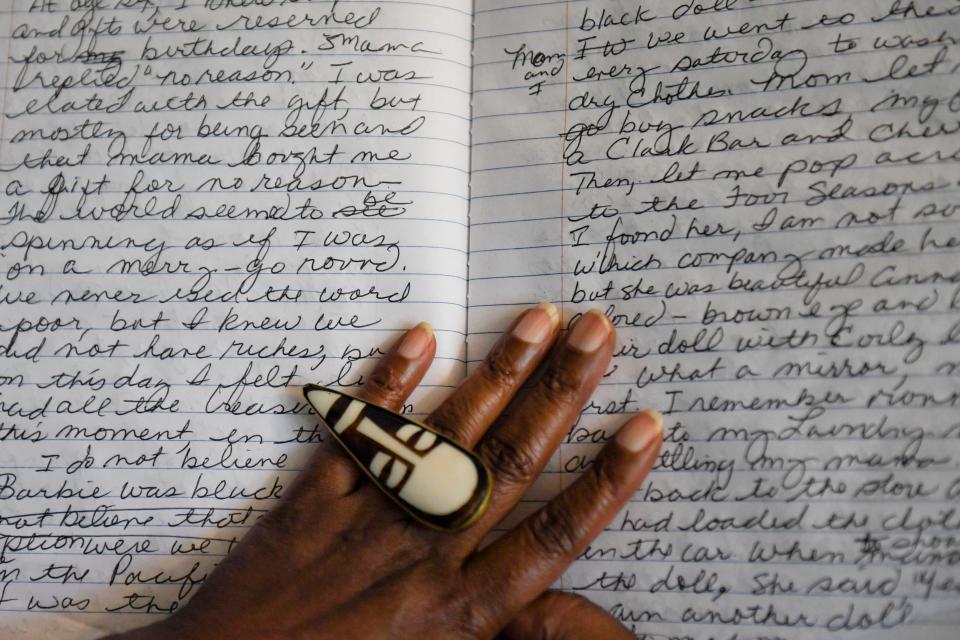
1, 0, 959, 637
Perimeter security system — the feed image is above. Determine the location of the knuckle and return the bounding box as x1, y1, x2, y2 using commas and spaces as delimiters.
588, 457, 622, 505
255, 509, 290, 536
453, 596, 493, 640
297, 459, 361, 501
381, 516, 433, 555
540, 590, 592, 618
364, 366, 406, 405
439, 578, 494, 640
538, 361, 583, 400
479, 432, 538, 485
423, 404, 461, 439
481, 347, 519, 388
256, 501, 309, 538
526, 501, 580, 559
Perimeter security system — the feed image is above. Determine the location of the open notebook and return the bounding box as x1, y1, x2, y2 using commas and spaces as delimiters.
1, 0, 958, 636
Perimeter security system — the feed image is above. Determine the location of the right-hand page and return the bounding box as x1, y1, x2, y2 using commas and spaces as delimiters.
468, 1, 960, 638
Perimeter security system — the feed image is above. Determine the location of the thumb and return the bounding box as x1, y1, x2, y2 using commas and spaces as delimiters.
501, 591, 635, 639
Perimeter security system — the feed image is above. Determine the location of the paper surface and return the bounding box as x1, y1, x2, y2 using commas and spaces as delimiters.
0, 0, 470, 635
469, 1, 960, 638
2, 0, 960, 637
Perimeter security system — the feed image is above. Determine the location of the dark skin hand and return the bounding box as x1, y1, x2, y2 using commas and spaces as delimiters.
107, 305, 662, 640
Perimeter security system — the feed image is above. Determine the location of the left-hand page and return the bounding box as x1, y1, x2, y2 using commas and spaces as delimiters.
0, 0, 471, 635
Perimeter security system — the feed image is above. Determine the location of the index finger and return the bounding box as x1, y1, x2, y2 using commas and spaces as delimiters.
356, 321, 436, 411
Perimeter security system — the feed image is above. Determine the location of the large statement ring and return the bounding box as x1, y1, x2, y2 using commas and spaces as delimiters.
304, 384, 493, 531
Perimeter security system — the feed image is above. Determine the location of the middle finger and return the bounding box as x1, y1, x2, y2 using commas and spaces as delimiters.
427, 303, 560, 446
460, 309, 614, 543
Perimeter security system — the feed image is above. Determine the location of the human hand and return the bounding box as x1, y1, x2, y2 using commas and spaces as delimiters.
107, 305, 662, 640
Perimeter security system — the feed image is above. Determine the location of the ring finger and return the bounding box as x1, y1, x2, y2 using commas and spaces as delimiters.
427, 303, 560, 446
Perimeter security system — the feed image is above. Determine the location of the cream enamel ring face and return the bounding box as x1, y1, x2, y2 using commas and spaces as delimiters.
304, 384, 492, 531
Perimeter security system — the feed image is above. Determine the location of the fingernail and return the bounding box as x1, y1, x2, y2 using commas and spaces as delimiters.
616, 410, 663, 453
512, 303, 559, 344
567, 309, 610, 353
398, 322, 433, 359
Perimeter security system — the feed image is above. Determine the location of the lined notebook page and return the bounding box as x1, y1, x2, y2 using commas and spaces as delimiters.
470, 0, 960, 638
0, 0, 470, 636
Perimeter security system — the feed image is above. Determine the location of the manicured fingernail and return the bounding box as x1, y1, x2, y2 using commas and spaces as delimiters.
616, 410, 663, 453
567, 309, 610, 352
538, 301, 560, 324
512, 303, 559, 344
398, 322, 433, 359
